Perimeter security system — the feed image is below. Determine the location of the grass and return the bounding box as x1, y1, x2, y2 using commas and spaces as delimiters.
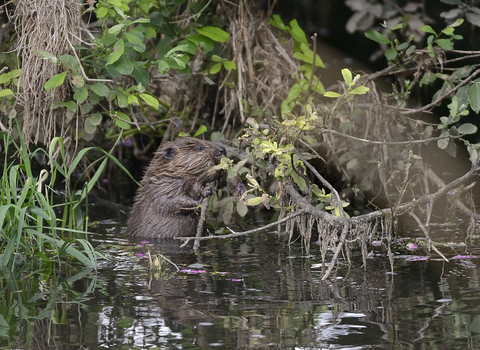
0, 123, 133, 271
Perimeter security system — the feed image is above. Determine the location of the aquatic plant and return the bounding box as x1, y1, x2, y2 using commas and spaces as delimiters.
0, 123, 130, 270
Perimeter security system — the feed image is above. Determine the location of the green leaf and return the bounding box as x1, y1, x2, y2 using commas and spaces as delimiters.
84, 118, 97, 134
106, 39, 124, 65
324, 91, 342, 98
133, 67, 149, 87
89, 113, 103, 126
245, 196, 263, 206
117, 94, 128, 108
124, 31, 146, 53
139, 93, 159, 109
209, 62, 222, 74
450, 18, 464, 27
193, 125, 207, 137
223, 61, 236, 70
44, 72, 67, 91
112, 55, 135, 74
269, 14, 286, 30
436, 38, 453, 50
96, 7, 108, 18
166, 44, 191, 56
421, 25, 437, 35
364, 30, 391, 44
342, 68, 353, 86
115, 111, 131, 130
158, 60, 169, 74
65, 100, 76, 112
385, 48, 398, 60
35, 50, 58, 63
108, 23, 125, 35
211, 54, 223, 62
0, 89, 13, 97
90, 83, 110, 97
287, 19, 308, 45
128, 94, 139, 105
74, 86, 88, 102
349, 86, 370, 95
236, 201, 248, 217
437, 130, 449, 149
469, 82, 480, 113
458, 123, 478, 134
196, 26, 229, 43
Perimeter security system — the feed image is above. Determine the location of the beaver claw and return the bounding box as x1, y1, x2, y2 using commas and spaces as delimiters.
201, 186, 213, 198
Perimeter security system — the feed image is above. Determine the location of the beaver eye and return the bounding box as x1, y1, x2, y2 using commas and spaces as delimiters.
196, 145, 204, 151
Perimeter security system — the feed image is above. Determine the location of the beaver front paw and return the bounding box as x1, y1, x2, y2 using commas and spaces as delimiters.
201, 186, 213, 198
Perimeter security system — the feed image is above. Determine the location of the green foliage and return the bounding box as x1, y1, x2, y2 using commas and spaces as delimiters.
0, 122, 135, 270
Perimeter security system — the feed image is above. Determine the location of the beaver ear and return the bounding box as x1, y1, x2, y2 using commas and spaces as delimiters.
163, 147, 176, 159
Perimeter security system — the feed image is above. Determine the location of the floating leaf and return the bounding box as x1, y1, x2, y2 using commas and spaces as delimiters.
196, 26, 229, 42
44, 72, 67, 91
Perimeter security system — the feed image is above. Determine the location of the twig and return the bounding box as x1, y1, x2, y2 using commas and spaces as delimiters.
177, 209, 307, 244
295, 147, 345, 217
66, 35, 113, 83
193, 197, 210, 251
399, 68, 480, 115
318, 127, 462, 146
410, 212, 449, 262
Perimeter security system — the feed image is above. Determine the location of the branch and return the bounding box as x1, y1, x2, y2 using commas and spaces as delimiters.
177, 209, 307, 244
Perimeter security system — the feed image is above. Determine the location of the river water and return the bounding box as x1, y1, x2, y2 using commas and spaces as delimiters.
1, 212, 480, 350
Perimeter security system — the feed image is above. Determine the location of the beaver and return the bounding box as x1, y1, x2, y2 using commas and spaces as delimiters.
126, 137, 226, 239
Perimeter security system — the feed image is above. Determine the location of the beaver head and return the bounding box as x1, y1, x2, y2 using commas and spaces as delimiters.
142, 137, 226, 191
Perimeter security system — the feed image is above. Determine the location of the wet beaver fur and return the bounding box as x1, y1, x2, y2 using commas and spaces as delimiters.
126, 137, 226, 239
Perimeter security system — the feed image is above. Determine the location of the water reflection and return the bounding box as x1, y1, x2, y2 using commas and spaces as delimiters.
1, 219, 480, 349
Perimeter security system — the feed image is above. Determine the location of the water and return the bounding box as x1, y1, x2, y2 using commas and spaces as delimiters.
2, 216, 480, 349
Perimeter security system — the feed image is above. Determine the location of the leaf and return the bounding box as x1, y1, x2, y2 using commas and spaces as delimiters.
342, 68, 353, 86
236, 201, 248, 217
324, 91, 342, 98
269, 14, 286, 30
133, 67, 149, 87
385, 48, 398, 60
245, 196, 263, 206
436, 38, 453, 50
106, 39, 124, 65
437, 130, 450, 149
96, 7, 108, 18
73, 86, 88, 102
166, 44, 191, 56
65, 100, 76, 112
222, 198, 234, 224
196, 26, 229, 43
115, 111, 131, 130
34, 50, 58, 63
139, 93, 159, 109
364, 30, 391, 44
90, 83, 110, 97
128, 94, 139, 105
421, 25, 437, 35
287, 19, 308, 45
108, 23, 126, 35
223, 60, 236, 70
124, 32, 146, 52
211, 54, 223, 62
84, 118, 97, 134
457, 123, 478, 134
0, 89, 13, 97
469, 82, 480, 113
349, 86, 370, 95
158, 60, 170, 74
44, 72, 67, 91
89, 113, 103, 126
117, 94, 128, 108
466, 12, 480, 27
193, 125, 207, 137
209, 62, 222, 74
